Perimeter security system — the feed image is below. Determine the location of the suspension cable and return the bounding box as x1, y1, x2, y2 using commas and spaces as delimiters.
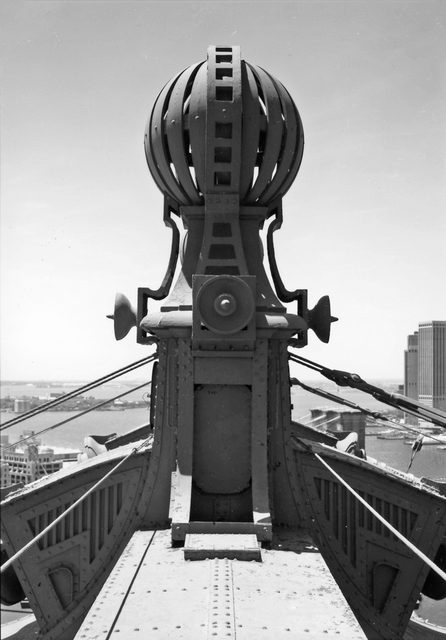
3, 382, 150, 451
312, 415, 340, 430
291, 438, 446, 582
291, 377, 446, 445
0, 435, 153, 574
0, 608, 32, 614
295, 412, 311, 422
291, 377, 382, 419
1, 354, 157, 431
289, 352, 446, 429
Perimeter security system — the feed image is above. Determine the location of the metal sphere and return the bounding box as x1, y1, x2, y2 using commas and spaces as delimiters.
145, 46, 304, 206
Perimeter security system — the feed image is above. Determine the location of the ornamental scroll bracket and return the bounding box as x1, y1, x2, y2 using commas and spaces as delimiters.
266, 202, 337, 346
137, 197, 181, 344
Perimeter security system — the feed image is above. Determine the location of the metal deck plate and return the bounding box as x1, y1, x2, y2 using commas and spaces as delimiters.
75, 529, 366, 639
184, 533, 261, 561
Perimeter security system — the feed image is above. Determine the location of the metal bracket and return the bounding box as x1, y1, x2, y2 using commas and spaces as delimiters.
137, 197, 180, 344
266, 203, 308, 347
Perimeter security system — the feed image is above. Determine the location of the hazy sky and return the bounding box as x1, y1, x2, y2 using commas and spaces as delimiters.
1, 0, 445, 381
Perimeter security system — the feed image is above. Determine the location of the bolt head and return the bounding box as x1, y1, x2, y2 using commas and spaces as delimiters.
214, 293, 236, 317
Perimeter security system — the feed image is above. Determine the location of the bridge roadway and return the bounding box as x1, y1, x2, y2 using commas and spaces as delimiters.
74, 528, 366, 639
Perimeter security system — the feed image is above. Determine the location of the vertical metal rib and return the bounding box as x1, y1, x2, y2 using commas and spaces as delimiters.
244, 64, 283, 203
165, 62, 202, 201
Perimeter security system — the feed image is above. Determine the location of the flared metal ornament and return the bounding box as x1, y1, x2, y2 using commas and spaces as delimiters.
1, 46, 445, 640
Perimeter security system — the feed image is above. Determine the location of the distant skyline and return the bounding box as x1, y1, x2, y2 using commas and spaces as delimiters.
1, 0, 445, 381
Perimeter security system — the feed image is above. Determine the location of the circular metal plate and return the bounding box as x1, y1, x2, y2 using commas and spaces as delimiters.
197, 276, 254, 334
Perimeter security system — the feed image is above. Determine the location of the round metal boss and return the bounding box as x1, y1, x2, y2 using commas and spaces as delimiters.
214, 294, 237, 317
197, 277, 255, 334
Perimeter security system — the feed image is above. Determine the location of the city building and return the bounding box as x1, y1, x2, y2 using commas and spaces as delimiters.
0, 432, 79, 488
418, 321, 446, 411
404, 321, 446, 415
404, 331, 418, 401
1, 460, 11, 487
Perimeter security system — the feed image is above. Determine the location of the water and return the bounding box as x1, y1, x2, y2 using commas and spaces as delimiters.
0, 381, 146, 401
1, 382, 150, 451
365, 434, 445, 481
1, 407, 150, 452
1, 383, 445, 628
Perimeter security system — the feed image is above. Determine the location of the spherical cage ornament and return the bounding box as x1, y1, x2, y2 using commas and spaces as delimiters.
145, 46, 304, 207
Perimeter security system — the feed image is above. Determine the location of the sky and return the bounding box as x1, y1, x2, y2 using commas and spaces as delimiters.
1, 0, 445, 382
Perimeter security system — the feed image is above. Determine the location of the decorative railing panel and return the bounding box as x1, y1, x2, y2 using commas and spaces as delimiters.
1, 446, 151, 640
288, 440, 446, 640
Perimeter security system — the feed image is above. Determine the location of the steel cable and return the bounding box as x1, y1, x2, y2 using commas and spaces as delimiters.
3, 382, 151, 451
289, 352, 446, 429
0, 354, 157, 431
291, 377, 446, 445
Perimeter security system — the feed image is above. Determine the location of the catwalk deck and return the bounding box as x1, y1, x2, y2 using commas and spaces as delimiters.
74, 528, 366, 639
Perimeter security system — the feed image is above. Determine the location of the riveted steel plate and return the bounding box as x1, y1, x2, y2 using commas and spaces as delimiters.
75, 528, 365, 639
231, 530, 366, 639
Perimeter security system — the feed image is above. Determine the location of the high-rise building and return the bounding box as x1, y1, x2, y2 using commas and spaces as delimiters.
404, 331, 418, 401
417, 321, 446, 411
